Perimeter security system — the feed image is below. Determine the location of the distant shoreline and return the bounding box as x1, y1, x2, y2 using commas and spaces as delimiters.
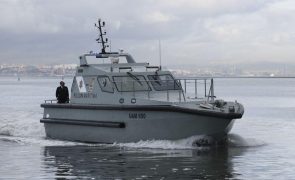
1, 75, 295, 79
177, 76, 295, 79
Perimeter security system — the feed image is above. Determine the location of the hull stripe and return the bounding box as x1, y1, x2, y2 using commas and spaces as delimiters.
40, 118, 125, 128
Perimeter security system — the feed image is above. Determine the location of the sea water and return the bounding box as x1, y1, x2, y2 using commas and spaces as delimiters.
0, 77, 295, 179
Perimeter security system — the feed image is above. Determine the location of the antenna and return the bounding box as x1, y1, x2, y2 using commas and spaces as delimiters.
94, 18, 109, 54
159, 39, 162, 70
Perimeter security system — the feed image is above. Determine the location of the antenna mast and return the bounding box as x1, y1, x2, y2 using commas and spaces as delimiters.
94, 18, 109, 54
159, 39, 162, 70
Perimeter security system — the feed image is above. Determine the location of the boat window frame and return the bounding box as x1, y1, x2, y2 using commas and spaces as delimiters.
97, 75, 114, 93
147, 74, 182, 91
112, 75, 152, 92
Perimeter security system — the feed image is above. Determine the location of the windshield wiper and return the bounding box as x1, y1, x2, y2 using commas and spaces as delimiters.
127, 72, 143, 86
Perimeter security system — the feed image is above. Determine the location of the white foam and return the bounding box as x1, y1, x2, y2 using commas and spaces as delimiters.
0, 135, 86, 146
114, 135, 214, 150
0, 110, 45, 138
113, 134, 265, 150
227, 134, 266, 147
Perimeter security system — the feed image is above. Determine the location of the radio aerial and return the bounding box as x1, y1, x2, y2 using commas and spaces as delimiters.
95, 18, 109, 54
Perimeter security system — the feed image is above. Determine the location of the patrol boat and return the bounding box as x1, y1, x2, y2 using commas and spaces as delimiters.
40, 19, 244, 143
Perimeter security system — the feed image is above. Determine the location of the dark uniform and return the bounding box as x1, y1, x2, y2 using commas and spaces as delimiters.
56, 82, 69, 103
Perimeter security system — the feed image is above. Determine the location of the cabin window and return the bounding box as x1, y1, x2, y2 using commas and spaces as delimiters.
97, 76, 114, 93
113, 75, 151, 92
147, 74, 181, 91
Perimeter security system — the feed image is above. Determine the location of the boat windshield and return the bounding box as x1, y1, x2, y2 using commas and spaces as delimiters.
147, 74, 181, 91
113, 75, 151, 92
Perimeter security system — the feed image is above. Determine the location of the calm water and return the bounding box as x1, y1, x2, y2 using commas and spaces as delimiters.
0, 77, 295, 179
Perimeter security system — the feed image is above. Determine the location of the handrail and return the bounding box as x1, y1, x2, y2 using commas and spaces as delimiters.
44, 99, 57, 104
94, 63, 162, 73
44, 77, 214, 104
146, 66, 160, 71
44, 77, 214, 103
119, 67, 132, 72
110, 77, 214, 102
44, 99, 71, 104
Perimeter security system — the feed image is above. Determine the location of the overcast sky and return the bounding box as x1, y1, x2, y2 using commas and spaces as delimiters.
0, 0, 295, 66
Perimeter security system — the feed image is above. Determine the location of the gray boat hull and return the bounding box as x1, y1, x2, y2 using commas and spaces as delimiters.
41, 104, 241, 143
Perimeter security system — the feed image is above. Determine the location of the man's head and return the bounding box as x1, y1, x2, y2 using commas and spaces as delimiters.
60, 81, 65, 87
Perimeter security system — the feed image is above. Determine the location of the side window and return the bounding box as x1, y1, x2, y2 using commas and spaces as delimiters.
97, 76, 114, 93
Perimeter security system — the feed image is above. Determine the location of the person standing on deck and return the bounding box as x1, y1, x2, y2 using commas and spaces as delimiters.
56, 81, 69, 103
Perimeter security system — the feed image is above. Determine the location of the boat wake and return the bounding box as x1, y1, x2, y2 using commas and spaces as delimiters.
0, 113, 84, 146
0, 110, 44, 137
114, 135, 212, 150
0, 131, 265, 149
227, 134, 266, 147
114, 134, 265, 150
0, 135, 87, 146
